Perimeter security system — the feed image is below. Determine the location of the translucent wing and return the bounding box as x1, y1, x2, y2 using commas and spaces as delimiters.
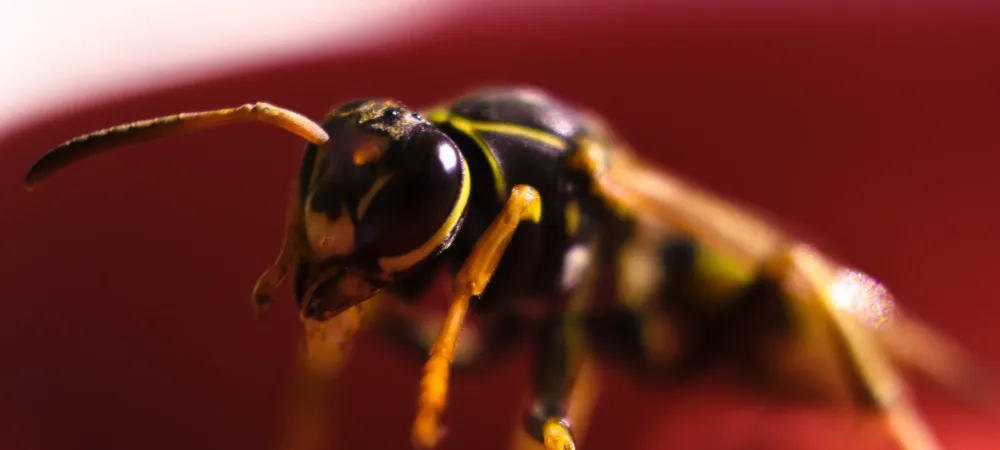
589, 142, 785, 271
577, 135, 989, 450
829, 268, 990, 405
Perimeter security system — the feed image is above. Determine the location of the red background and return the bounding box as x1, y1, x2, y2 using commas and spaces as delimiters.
2, 3, 999, 450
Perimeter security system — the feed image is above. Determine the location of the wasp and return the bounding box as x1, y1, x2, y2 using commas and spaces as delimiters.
24, 86, 986, 450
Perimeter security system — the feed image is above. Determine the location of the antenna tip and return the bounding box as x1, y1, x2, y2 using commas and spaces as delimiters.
23, 176, 40, 192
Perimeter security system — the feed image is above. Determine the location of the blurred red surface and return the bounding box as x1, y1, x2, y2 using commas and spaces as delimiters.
3, 3, 1000, 450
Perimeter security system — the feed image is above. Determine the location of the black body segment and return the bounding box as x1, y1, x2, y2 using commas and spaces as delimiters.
422, 87, 605, 311
291, 99, 471, 319
22, 84, 961, 450
446, 86, 588, 139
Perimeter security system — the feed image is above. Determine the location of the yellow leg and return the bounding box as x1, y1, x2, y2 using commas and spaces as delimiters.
253, 182, 304, 315
542, 418, 574, 450
560, 354, 601, 448
274, 304, 368, 450
568, 132, 950, 450
508, 354, 602, 450
412, 184, 543, 449
763, 244, 941, 450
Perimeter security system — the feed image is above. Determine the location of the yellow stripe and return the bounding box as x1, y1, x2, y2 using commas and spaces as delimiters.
441, 115, 506, 199
465, 120, 568, 150
377, 156, 471, 273
565, 200, 580, 237
426, 108, 568, 200
424, 107, 450, 124
356, 173, 393, 219
690, 246, 754, 309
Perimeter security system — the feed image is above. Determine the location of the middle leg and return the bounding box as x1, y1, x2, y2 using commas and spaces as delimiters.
514, 237, 601, 450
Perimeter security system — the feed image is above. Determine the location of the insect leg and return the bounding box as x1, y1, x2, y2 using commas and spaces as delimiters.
614, 225, 691, 370
375, 300, 528, 367
569, 139, 964, 448
830, 271, 990, 407
524, 315, 589, 450
508, 352, 601, 450
515, 238, 601, 450
412, 184, 543, 449
252, 182, 304, 315
561, 354, 601, 448
369, 257, 528, 367
273, 303, 370, 450
753, 245, 941, 450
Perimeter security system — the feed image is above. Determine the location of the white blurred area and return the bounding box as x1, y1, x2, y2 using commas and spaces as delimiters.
0, 0, 472, 135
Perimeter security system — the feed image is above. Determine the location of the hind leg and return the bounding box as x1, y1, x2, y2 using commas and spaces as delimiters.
735, 245, 941, 450
829, 269, 988, 408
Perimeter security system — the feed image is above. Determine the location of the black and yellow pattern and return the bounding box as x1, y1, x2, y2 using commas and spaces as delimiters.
23, 85, 983, 450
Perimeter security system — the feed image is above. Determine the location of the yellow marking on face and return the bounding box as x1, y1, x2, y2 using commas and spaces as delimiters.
353, 144, 383, 166
356, 173, 393, 220
565, 200, 581, 237
304, 200, 356, 261
377, 156, 471, 273
425, 108, 568, 200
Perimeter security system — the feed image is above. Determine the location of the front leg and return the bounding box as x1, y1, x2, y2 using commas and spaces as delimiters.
252, 181, 304, 315
370, 258, 529, 367
412, 184, 543, 449
273, 304, 369, 450
373, 297, 529, 367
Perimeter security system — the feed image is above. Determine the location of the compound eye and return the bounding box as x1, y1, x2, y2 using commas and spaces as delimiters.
354, 135, 466, 272
354, 171, 447, 258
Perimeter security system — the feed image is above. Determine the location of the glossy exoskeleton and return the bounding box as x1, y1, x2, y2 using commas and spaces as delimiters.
24, 86, 986, 450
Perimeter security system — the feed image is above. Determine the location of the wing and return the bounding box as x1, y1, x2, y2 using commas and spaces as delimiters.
590, 141, 786, 271
574, 134, 990, 449
781, 245, 941, 450
829, 267, 990, 406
